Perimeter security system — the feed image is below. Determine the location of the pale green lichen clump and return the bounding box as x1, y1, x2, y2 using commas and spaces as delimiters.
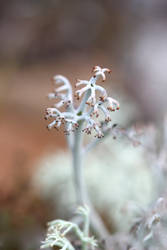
41, 207, 97, 250
34, 138, 155, 232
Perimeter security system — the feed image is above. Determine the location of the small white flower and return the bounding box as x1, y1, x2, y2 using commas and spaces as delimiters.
75, 79, 107, 106
48, 75, 73, 108
106, 97, 120, 111
75, 66, 110, 106
92, 66, 111, 81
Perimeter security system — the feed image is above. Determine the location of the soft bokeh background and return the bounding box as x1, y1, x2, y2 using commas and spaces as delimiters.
0, 1, 167, 249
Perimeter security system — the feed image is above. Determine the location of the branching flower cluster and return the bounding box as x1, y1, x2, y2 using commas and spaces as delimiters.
45, 66, 120, 138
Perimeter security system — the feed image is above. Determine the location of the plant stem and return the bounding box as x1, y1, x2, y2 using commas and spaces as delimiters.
71, 121, 109, 240
82, 207, 90, 250
72, 122, 87, 205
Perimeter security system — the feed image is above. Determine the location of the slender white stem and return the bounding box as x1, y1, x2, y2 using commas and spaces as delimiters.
72, 121, 87, 205
82, 208, 90, 250
70, 91, 109, 240
71, 128, 109, 239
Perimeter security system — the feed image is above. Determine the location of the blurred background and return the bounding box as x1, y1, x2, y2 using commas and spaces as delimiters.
0, 0, 167, 249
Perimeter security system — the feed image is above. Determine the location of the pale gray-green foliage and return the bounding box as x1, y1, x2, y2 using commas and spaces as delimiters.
41, 206, 97, 250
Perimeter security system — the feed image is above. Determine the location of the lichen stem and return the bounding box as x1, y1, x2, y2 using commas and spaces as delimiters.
70, 91, 109, 242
